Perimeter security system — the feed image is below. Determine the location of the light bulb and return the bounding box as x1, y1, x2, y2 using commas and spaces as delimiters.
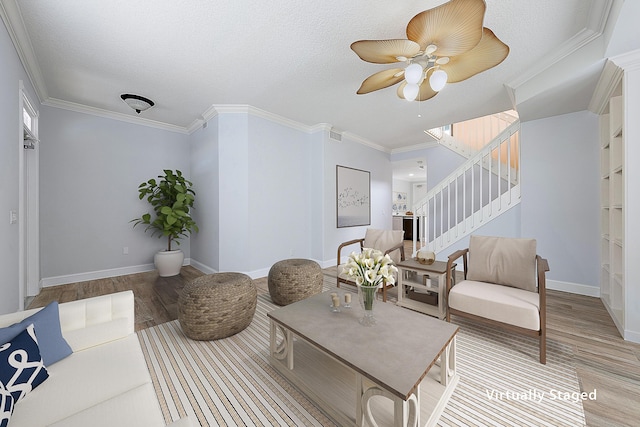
429, 69, 447, 92
404, 63, 423, 85
403, 84, 419, 102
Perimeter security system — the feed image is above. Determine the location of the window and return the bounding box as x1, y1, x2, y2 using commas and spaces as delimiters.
23, 96, 38, 149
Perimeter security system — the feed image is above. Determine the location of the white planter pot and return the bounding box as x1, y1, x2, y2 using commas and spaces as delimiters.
154, 249, 185, 277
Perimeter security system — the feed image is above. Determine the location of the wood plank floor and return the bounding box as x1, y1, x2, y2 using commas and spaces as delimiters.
28, 264, 640, 427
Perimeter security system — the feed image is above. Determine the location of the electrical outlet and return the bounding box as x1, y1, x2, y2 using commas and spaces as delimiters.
9, 210, 17, 224
123, 247, 129, 255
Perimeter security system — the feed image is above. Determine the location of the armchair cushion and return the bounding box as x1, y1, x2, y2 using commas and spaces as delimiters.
363, 228, 404, 264
467, 235, 537, 292
449, 280, 541, 330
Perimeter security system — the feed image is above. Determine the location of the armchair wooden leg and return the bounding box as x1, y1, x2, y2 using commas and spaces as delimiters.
540, 331, 546, 364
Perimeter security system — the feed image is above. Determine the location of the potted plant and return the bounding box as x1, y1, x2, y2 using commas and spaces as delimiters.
132, 169, 198, 277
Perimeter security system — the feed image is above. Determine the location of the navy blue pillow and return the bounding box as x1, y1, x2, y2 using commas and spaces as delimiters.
0, 384, 13, 427
0, 324, 49, 402
0, 301, 72, 366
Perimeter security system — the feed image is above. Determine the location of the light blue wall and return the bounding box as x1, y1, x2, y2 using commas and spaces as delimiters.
521, 110, 600, 291
39, 107, 190, 280
188, 115, 393, 275
189, 118, 219, 271
322, 137, 393, 264
0, 21, 39, 313
247, 115, 313, 272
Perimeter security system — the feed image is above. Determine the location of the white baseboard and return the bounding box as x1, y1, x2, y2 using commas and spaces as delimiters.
189, 259, 217, 275
190, 258, 327, 280
546, 279, 600, 297
624, 329, 640, 344
40, 258, 192, 288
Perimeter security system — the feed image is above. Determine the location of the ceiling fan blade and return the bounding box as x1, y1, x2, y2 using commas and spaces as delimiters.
350, 39, 421, 64
406, 0, 485, 56
357, 68, 405, 94
440, 28, 509, 83
396, 78, 438, 102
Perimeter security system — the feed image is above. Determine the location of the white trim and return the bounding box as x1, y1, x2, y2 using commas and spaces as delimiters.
0, 0, 47, 103
40, 258, 195, 287
623, 329, 640, 344
589, 59, 624, 114
507, 0, 613, 90
610, 48, 640, 71
189, 259, 217, 275
341, 131, 390, 153
390, 141, 440, 155
547, 279, 600, 297
40, 264, 155, 288
42, 98, 189, 134
18, 81, 25, 310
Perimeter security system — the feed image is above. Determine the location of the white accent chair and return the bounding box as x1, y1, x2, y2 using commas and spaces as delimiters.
336, 228, 405, 302
445, 235, 550, 364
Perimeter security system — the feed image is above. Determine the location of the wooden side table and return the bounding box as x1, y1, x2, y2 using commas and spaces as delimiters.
395, 258, 456, 319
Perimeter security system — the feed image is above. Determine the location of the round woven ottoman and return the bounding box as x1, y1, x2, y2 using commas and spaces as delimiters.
178, 272, 257, 340
268, 259, 323, 305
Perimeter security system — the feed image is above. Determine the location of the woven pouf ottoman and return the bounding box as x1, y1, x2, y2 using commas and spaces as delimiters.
178, 272, 257, 340
268, 258, 323, 305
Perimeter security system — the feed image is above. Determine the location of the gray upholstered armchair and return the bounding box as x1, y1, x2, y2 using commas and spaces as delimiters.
446, 235, 550, 364
336, 228, 405, 302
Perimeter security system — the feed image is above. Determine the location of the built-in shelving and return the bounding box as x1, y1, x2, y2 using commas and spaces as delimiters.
600, 86, 625, 336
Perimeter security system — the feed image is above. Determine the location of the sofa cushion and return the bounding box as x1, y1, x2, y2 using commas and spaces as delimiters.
0, 324, 49, 402
0, 302, 72, 366
63, 318, 131, 352
467, 235, 537, 291
449, 280, 541, 330
48, 383, 166, 427
9, 334, 151, 426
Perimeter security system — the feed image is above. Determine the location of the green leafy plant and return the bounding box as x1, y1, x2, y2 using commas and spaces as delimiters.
132, 169, 198, 251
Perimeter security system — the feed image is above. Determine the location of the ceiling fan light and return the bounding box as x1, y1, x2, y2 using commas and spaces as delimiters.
403, 83, 419, 102
429, 69, 448, 92
404, 63, 423, 85
120, 93, 154, 114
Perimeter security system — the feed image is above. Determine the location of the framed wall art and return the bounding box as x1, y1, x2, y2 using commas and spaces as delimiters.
336, 165, 370, 228
392, 192, 408, 215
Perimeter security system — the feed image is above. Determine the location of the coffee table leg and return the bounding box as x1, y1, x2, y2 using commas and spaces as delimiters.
441, 336, 456, 386
270, 320, 294, 370
356, 373, 419, 427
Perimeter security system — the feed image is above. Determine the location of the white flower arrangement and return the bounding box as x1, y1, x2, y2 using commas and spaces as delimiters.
342, 248, 399, 288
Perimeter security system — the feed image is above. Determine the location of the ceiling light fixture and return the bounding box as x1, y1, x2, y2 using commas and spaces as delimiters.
350, 0, 509, 102
120, 94, 155, 114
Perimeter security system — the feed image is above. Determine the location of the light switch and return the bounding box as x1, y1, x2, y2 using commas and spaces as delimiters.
9, 210, 17, 224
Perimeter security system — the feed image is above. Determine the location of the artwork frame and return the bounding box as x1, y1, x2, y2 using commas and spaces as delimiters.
392, 192, 408, 215
336, 165, 371, 228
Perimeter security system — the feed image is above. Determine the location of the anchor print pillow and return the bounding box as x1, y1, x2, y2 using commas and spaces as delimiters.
0, 324, 49, 404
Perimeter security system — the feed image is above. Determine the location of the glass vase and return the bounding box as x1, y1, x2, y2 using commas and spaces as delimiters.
357, 284, 378, 326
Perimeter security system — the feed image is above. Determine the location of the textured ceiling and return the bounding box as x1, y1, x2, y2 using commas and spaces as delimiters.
2, 0, 624, 152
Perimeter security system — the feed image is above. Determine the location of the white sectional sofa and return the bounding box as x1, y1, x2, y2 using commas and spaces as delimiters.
0, 291, 191, 427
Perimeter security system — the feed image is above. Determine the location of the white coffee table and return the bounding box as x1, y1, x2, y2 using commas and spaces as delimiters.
268, 289, 459, 427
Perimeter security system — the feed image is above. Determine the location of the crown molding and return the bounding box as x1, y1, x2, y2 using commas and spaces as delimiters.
42, 98, 189, 134
391, 141, 439, 155
188, 104, 387, 152
507, 0, 613, 90
610, 47, 640, 71
588, 59, 623, 114
0, 0, 47, 103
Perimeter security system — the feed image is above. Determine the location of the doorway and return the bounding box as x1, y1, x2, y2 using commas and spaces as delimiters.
20, 82, 40, 309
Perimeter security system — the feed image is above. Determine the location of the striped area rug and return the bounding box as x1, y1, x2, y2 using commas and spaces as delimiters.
138, 292, 585, 426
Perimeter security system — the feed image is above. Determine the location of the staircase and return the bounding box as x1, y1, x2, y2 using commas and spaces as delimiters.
411, 119, 521, 255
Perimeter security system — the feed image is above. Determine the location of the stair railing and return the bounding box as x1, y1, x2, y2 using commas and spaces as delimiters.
412, 120, 521, 255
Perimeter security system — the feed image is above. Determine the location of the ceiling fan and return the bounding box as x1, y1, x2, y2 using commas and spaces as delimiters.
350, 0, 509, 102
